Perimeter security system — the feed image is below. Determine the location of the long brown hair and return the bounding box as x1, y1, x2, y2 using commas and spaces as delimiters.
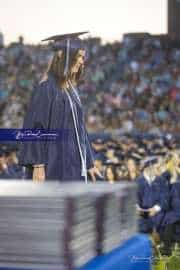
47, 48, 84, 89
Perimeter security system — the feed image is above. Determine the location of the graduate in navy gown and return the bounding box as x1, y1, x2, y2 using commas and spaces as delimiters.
4, 144, 24, 179
160, 153, 180, 254
136, 157, 169, 234
18, 31, 102, 182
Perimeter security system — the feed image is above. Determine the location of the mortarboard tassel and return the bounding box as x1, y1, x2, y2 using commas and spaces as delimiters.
64, 38, 70, 76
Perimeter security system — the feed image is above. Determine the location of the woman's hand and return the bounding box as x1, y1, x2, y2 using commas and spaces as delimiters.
148, 208, 156, 217
88, 166, 103, 182
33, 166, 45, 182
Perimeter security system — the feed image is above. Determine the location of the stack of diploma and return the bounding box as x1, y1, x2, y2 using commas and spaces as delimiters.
89, 183, 137, 254
0, 181, 137, 270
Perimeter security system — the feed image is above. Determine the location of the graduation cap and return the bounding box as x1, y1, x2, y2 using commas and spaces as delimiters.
0, 149, 4, 157
137, 147, 146, 155
126, 152, 143, 162
93, 138, 104, 145
141, 156, 158, 170
94, 152, 106, 163
0, 144, 18, 157
104, 159, 122, 166
0, 145, 12, 157
115, 152, 126, 161
41, 31, 89, 76
1, 144, 8, 153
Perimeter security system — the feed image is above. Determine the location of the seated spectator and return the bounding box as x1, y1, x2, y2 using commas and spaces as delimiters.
104, 164, 118, 183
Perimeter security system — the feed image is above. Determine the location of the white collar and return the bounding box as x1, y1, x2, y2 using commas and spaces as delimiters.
143, 172, 156, 185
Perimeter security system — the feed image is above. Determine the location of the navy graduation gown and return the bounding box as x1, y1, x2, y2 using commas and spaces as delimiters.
161, 171, 171, 186
18, 75, 94, 181
162, 178, 180, 226
136, 174, 169, 233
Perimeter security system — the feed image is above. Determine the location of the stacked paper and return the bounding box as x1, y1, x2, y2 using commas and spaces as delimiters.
0, 181, 137, 269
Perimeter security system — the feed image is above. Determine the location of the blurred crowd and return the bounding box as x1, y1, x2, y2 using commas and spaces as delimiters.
91, 133, 179, 182
0, 133, 179, 182
83, 34, 180, 134
0, 32, 179, 134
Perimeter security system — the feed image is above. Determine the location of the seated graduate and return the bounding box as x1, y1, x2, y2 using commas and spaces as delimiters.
136, 156, 169, 234
4, 144, 24, 179
18, 31, 102, 182
160, 151, 180, 255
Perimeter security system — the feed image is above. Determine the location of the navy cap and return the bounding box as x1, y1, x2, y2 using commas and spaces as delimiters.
94, 152, 106, 163
42, 31, 88, 42
104, 160, 122, 166
93, 138, 104, 145
42, 31, 89, 48
41, 31, 89, 76
0, 149, 4, 157
126, 152, 143, 162
0, 144, 18, 156
42, 31, 89, 52
141, 156, 158, 169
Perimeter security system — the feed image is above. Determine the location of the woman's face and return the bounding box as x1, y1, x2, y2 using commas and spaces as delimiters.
106, 167, 115, 182
127, 159, 136, 172
71, 49, 85, 74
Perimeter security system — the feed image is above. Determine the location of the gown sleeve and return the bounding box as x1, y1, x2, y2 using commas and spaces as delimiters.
18, 81, 52, 166
171, 182, 180, 219
136, 177, 144, 207
85, 129, 95, 170
156, 177, 170, 212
